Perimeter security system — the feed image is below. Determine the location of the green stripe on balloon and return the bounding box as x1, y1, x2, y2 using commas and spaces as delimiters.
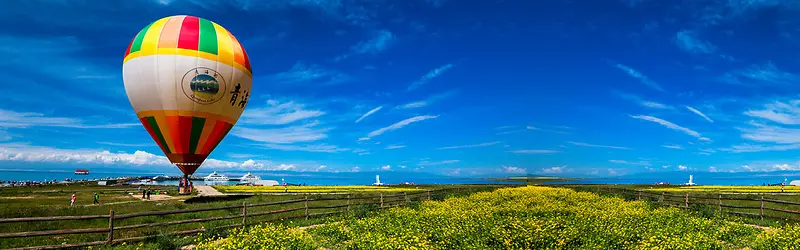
198, 18, 218, 55
188, 117, 206, 154
146, 116, 171, 154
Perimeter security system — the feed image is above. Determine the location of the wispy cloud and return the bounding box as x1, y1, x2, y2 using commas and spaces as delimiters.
685, 106, 714, 123
719, 143, 800, 153
97, 142, 155, 147
232, 121, 331, 144
0, 109, 137, 129
526, 126, 571, 135
662, 144, 683, 149
614, 63, 664, 92
269, 62, 352, 86
509, 149, 561, 154
744, 100, 800, 125
566, 141, 631, 150
738, 122, 800, 144
355, 106, 383, 123
720, 62, 797, 86
609, 159, 651, 166
366, 115, 439, 139
241, 100, 324, 125
437, 141, 501, 150
675, 30, 717, 54
502, 166, 526, 174
351, 30, 395, 55
407, 64, 455, 91
385, 145, 406, 150
613, 91, 673, 109
397, 90, 457, 109
260, 143, 349, 153
540, 166, 565, 174
630, 115, 709, 141
418, 159, 460, 166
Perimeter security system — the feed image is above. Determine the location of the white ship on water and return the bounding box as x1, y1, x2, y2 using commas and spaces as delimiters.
240, 172, 261, 183
203, 171, 229, 182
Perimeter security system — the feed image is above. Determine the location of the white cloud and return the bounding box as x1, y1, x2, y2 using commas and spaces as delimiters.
526, 126, 571, 134
0, 143, 284, 170
97, 142, 154, 147
351, 30, 395, 55
261, 143, 349, 153
437, 141, 500, 150
739, 122, 800, 144
510, 149, 560, 154
366, 115, 438, 138
502, 166, 526, 174
355, 106, 383, 123
398, 101, 428, 109
241, 100, 324, 125
608, 159, 650, 166
381, 165, 391, 170
0, 109, 137, 129
630, 115, 707, 140
407, 64, 455, 91
709, 166, 718, 172
686, 106, 714, 123
662, 144, 683, 149
719, 143, 800, 153
397, 90, 457, 109
353, 148, 370, 155
269, 62, 352, 86
385, 145, 406, 149
720, 62, 796, 86
540, 166, 565, 174
744, 100, 800, 125
675, 30, 717, 54
614, 64, 664, 92
232, 121, 330, 144
613, 91, 673, 110
351, 166, 361, 172
677, 165, 688, 171
566, 141, 631, 150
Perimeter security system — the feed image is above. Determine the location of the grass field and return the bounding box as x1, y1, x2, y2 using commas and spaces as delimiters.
648, 185, 800, 193
215, 185, 426, 194
195, 186, 800, 249
0, 183, 493, 249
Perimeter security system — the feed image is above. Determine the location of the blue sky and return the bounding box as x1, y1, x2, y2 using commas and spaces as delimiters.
1, 0, 800, 177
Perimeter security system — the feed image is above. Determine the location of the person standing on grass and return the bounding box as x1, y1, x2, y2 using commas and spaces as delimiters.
146, 188, 151, 200
93, 192, 99, 204
70, 193, 76, 206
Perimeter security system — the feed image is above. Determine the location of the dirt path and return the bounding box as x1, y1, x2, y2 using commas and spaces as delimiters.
195, 186, 225, 196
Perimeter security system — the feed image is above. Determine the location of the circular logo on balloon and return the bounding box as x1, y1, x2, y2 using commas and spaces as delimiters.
181, 67, 227, 105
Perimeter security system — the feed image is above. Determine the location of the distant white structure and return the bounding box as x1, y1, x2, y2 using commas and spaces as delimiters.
240, 172, 261, 183
373, 175, 384, 186
684, 175, 696, 186
203, 171, 229, 182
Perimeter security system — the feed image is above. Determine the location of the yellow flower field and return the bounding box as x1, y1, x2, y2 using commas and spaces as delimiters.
197, 186, 800, 249
214, 185, 423, 193
649, 185, 800, 193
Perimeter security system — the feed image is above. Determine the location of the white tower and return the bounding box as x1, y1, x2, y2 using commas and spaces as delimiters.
373, 175, 383, 186
686, 175, 696, 186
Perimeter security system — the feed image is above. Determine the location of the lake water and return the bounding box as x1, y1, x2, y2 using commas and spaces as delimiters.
0, 169, 521, 186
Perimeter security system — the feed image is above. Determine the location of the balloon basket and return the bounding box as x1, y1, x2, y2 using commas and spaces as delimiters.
179, 187, 192, 195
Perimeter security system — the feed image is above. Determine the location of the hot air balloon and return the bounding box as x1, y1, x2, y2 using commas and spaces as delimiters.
122, 15, 252, 193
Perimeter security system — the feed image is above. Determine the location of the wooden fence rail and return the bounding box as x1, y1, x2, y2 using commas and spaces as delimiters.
569, 186, 800, 222
1, 186, 489, 250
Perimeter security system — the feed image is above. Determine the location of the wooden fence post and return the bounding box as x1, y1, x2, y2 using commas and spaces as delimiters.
637, 191, 641, 201
304, 195, 309, 220
241, 202, 247, 227
685, 193, 689, 208
660, 192, 664, 203
404, 192, 408, 205
107, 209, 114, 245
760, 196, 764, 219
346, 195, 351, 213
718, 195, 722, 213
380, 193, 384, 208
427, 190, 431, 201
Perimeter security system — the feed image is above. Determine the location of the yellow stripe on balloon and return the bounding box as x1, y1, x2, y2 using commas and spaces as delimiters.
212, 23, 236, 70
139, 17, 170, 55
122, 49, 252, 77
194, 118, 217, 154
151, 112, 176, 154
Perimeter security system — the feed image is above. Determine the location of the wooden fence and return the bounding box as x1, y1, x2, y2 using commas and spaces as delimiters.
568, 186, 800, 222
0, 187, 488, 250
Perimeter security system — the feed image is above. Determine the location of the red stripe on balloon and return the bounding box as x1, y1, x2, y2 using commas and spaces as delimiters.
177, 16, 199, 50
139, 117, 168, 154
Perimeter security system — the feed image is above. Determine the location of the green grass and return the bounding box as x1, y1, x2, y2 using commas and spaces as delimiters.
0, 183, 498, 249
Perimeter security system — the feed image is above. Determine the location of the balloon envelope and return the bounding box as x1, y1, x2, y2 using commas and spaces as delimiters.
122, 15, 252, 175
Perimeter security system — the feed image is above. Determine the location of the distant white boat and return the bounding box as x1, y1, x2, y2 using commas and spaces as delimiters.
240, 172, 261, 183
203, 171, 229, 182
373, 175, 384, 186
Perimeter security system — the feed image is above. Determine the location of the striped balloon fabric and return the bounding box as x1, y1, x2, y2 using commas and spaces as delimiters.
121, 15, 253, 176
